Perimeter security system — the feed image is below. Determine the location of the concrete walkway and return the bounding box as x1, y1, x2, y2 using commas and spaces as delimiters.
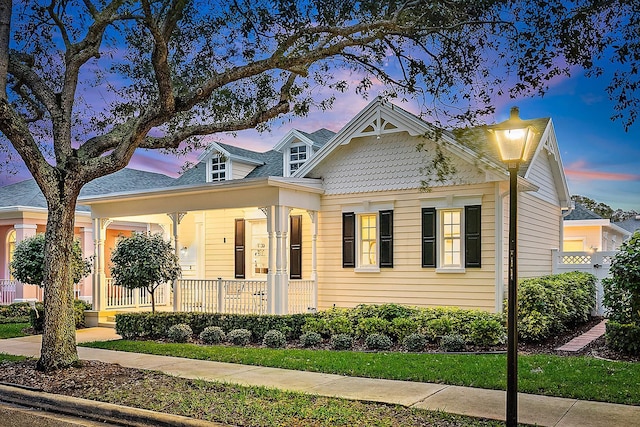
2, 328, 639, 427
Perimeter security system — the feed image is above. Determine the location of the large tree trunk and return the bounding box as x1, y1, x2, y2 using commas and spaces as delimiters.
37, 191, 81, 371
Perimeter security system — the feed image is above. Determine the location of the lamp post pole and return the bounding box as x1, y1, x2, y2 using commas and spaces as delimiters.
506, 162, 519, 427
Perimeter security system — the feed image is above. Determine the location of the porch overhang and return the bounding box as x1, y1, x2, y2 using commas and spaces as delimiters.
78, 176, 324, 218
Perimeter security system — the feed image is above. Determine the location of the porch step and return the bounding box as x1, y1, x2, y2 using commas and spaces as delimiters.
97, 321, 116, 329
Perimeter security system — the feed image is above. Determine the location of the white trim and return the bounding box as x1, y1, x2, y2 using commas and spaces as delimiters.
435, 268, 466, 274
420, 195, 483, 209
341, 201, 395, 213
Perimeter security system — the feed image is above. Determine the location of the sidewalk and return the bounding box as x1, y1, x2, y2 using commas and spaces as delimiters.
2, 328, 639, 427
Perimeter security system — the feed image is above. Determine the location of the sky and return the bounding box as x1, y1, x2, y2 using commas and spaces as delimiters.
119, 68, 640, 212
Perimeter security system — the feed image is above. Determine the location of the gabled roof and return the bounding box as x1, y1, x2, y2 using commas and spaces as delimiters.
273, 128, 336, 152
614, 216, 640, 233
0, 169, 176, 212
564, 203, 603, 221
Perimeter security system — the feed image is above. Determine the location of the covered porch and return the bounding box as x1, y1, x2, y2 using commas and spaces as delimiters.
79, 177, 323, 324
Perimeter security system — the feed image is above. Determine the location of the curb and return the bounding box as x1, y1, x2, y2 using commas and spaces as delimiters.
0, 384, 227, 427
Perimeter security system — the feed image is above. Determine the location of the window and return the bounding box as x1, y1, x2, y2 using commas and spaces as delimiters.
210, 153, 227, 182
289, 144, 307, 174
422, 205, 481, 270
343, 210, 393, 269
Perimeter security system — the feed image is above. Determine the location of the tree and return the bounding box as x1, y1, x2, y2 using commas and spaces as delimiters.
571, 195, 615, 219
110, 233, 181, 313
0, 1, 624, 370
10, 234, 91, 287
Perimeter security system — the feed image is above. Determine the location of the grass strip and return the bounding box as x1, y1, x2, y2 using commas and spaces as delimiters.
0, 323, 29, 339
82, 339, 640, 405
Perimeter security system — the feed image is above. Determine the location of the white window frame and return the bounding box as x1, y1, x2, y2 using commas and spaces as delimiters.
358, 213, 378, 270
209, 153, 229, 182
439, 208, 463, 270
288, 144, 308, 176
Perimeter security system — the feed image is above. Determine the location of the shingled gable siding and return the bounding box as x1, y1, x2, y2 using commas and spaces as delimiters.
317, 184, 498, 312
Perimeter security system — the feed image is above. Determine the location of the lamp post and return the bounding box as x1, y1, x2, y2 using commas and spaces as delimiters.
488, 107, 535, 427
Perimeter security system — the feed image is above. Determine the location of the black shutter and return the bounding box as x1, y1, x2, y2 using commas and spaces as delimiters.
422, 208, 437, 268
290, 215, 302, 279
234, 219, 245, 278
379, 210, 393, 268
342, 212, 355, 268
465, 205, 482, 268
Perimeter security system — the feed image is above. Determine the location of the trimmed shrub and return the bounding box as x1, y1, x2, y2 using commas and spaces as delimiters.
330, 333, 353, 350
440, 334, 466, 352
199, 326, 226, 344
228, 328, 252, 346
364, 333, 392, 350
423, 316, 456, 341
403, 333, 427, 352
299, 331, 322, 348
263, 329, 286, 348
468, 318, 506, 347
0, 302, 32, 323
167, 323, 192, 343
355, 317, 390, 338
516, 271, 595, 342
30, 299, 91, 333
327, 315, 353, 336
390, 317, 419, 342
606, 321, 640, 355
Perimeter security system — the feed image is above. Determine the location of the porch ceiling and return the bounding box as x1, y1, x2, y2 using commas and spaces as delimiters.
79, 177, 324, 217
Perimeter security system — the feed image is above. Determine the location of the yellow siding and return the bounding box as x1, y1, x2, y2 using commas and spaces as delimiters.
517, 193, 561, 278
563, 225, 600, 251
316, 183, 498, 312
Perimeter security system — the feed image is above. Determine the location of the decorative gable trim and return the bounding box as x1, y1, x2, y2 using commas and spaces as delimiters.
273, 129, 316, 152
294, 98, 508, 180
198, 142, 264, 166
522, 119, 570, 207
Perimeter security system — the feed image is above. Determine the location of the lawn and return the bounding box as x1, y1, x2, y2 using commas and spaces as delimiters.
82, 339, 640, 406
0, 322, 29, 339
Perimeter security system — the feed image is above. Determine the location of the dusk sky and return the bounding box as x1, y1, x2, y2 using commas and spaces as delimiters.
120, 68, 640, 212
2, 58, 639, 212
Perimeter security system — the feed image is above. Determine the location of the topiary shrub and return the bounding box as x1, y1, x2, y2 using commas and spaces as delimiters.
167, 323, 192, 343
228, 328, 252, 346
299, 331, 322, 348
364, 333, 393, 350
439, 334, 466, 352
262, 329, 286, 348
403, 332, 427, 352
199, 326, 226, 344
330, 333, 353, 350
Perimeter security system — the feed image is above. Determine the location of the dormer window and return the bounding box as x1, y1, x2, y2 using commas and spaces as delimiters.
209, 153, 227, 182
289, 144, 308, 174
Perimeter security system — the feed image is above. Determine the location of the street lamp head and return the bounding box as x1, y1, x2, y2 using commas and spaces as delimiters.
488, 107, 536, 164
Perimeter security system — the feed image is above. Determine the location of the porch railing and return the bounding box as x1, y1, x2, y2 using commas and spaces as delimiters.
180, 278, 268, 314
0, 279, 17, 305
104, 278, 171, 310
288, 280, 316, 314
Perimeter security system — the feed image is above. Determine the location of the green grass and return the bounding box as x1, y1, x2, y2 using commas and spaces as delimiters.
0, 322, 29, 339
0, 353, 27, 362
82, 339, 640, 405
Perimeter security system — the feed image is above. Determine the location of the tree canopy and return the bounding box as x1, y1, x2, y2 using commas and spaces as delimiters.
0, 0, 635, 371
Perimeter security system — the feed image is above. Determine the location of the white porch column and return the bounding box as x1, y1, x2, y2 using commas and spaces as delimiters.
273, 205, 290, 314
78, 226, 93, 298
92, 218, 111, 312
13, 224, 37, 300
264, 206, 276, 315
168, 212, 186, 311
308, 211, 318, 310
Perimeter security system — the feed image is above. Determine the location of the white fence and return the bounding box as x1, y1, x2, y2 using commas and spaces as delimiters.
552, 249, 616, 316
0, 280, 16, 305
179, 278, 316, 315
104, 278, 171, 310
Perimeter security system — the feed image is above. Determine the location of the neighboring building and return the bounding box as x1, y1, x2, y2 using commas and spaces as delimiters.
75, 98, 571, 323
0, 169, 175, 302
614, 215, 640, 237
563, 203, 631, 252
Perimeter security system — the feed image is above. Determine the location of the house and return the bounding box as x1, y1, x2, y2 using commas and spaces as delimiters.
0, 169, 175, 303
75, 98, 571, 324
562, 203, 631, 252
614, 215, 640, 237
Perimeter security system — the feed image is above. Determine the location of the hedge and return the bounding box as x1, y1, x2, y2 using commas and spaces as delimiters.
605, 321, 640, 355
0, 302, 32, 323
30, 299, 92, 332
516, 271, 596, 342
115, 311, 312, 341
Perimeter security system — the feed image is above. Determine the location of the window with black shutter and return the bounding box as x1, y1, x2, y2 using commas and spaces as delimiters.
421, 208, 437, 267
342, 212, 355, 268
379, 210, 393, 268
234, 219, 245, 278
464, 205, 481, 268
290, 215, 302, 279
